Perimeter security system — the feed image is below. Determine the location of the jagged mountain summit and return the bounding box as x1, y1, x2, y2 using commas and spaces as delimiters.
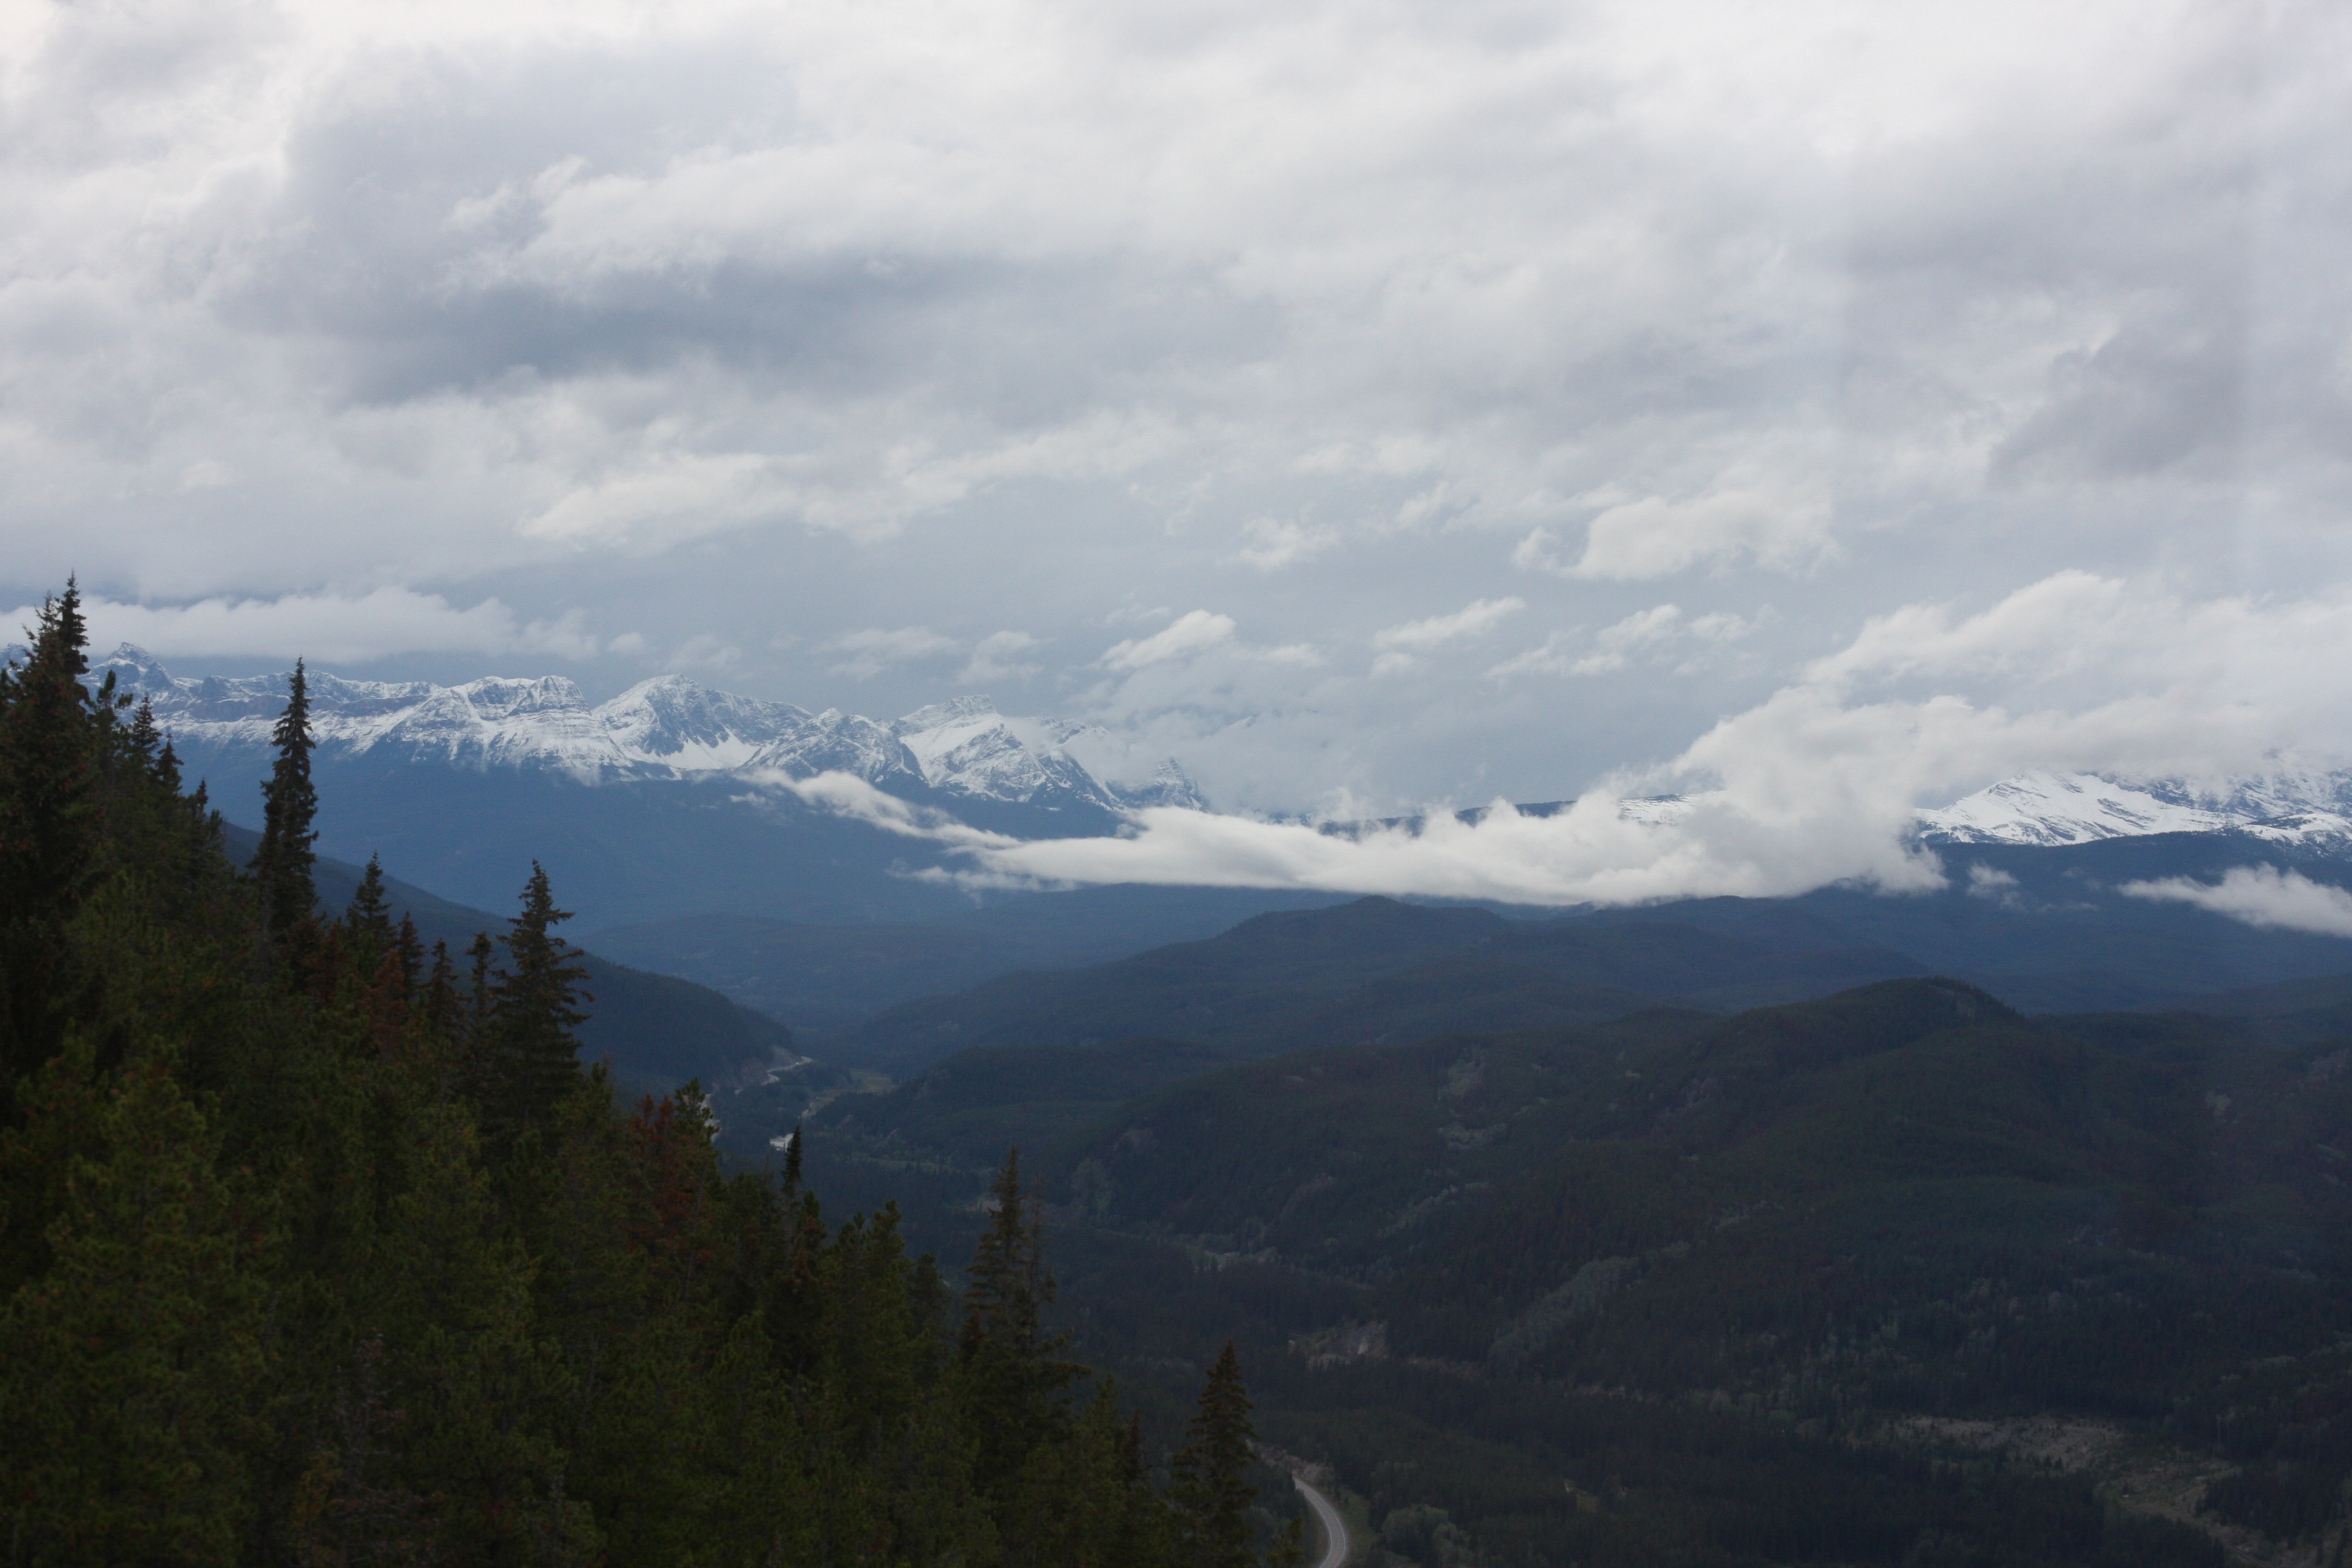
83, 645, 1204, 817
1916, 767, 2352, 848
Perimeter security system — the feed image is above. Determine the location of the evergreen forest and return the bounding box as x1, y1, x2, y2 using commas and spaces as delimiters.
0, 587, 1312, 1564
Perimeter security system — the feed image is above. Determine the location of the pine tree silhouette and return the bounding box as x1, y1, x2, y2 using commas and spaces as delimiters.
960, 1148, 1084, 1505
0, 581, 100, 1097
1171, 1341, 1279, 1568
253, 659, 317, 937
345, 854, 392, 944
488, 862, 591, 1137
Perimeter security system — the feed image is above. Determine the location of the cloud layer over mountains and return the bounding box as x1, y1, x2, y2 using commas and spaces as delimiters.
8, 0, 2352, 834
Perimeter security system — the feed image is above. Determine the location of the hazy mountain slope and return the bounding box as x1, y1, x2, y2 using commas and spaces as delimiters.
797, 979, 2350, 1565
1584, 832, 2352, 1012
833, 897, 1928, 1077
2151, 973, 2352, 1046
199, 759, 979, 926
580, 884, 1356, 1037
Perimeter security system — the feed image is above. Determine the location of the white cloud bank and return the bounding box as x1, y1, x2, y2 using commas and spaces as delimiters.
1101, 610, 1236, 672
2122, 867, 2352, 939
777, 570, 2352, 906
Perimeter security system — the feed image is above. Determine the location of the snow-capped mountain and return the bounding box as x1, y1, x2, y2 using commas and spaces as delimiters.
81, 645, 1201, 818
1917, 768, 2352, 848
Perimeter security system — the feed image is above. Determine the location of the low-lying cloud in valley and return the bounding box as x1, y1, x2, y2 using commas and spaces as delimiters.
769, 571, 2352, 909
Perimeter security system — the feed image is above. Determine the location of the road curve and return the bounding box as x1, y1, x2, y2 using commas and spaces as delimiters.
1294, 1474, 1351, 1568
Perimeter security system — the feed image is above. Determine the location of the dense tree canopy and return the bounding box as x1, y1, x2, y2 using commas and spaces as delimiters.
0, 588, 1298, 1567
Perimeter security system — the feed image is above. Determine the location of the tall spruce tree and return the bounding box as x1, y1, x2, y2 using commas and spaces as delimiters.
253, 659, 317, 936
1171, 1341, 1300, 1568
345, 854, 392, 944
961, 1148, 1084, 1503
0, 582, 101, 1100
488, 862, 590, 1137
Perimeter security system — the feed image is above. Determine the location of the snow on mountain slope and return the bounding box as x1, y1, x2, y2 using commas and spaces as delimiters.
891, 698, 1126, 811
1918, 769, 2352, 848
597, 675, 818, 768
78, 646, 1177, 812
1044, 720, 1207, 811
747, 710, 925, 786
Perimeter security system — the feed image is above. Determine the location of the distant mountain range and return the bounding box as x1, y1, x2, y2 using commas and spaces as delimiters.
87, 644, 1203, 815
35, 643, 2352, 928
1917, 766, 2352, 847
56, 645, 1207, 926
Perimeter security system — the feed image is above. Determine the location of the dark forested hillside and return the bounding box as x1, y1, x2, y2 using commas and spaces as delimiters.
832, 897, 1928, 1077
0, 587, 1307, 1567
799, 978, 2352, 1565
581, 884, 1354, 1041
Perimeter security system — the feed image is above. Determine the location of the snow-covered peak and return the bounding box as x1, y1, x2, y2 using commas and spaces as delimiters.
1104, 759, 1209, 811
744, 708, 922, 785
87, 649, 1184, 812
891, 697, 1117, 809
894, 695, 1000, 736
450, 675, 590, 719
596, 676, 815, 769
1918, 768, 2352, 848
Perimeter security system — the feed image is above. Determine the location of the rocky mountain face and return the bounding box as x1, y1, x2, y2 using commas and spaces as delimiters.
83, 645, 1204, 818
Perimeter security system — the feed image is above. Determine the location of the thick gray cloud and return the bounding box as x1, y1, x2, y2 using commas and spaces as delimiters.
7, 0, 2352, 825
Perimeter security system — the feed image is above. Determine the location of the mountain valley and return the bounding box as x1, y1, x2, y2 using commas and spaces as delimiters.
36, 635, 2352, 1564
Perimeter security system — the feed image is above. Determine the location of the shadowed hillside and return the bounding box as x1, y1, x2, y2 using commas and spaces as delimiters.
795, 976, 2352, 1564
831, 897, 1926, 1077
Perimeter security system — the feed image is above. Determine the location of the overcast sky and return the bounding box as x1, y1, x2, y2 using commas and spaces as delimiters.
9, 0, 2352, 837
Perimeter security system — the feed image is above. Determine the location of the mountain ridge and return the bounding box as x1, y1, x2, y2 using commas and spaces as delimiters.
81, 643, 1206, 818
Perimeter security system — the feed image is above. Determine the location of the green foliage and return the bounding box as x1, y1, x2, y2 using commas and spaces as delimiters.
806, 973, 2352, 1563
0, 587, 1276, 1567
0, 1042, 267, 1565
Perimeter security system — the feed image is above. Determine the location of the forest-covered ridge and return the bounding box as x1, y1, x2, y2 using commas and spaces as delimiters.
797, 977, 2352, 1565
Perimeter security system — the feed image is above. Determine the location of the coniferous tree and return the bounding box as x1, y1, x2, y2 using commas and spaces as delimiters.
124, 696, 162, 775
961, 1149, 1084, 1497
393, 912, 424, 995
424, 938, 459, 1034
0, 1046, 269, 1564
253, 659, 318, 936
468, 930, 495, 1021
1172, 1341, 1298, 1568
345, 853, 392, 944
0, 581, 100, 1101
488, 862, 592, 1138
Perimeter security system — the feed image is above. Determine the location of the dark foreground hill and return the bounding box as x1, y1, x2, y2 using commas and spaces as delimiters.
797, 976, 2352, 1566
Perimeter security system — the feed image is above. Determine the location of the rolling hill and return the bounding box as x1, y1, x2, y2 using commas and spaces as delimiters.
794, 977, 2352, 1566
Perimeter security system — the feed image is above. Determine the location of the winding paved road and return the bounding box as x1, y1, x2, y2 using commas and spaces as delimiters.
1294, 1475, 1352, 1568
